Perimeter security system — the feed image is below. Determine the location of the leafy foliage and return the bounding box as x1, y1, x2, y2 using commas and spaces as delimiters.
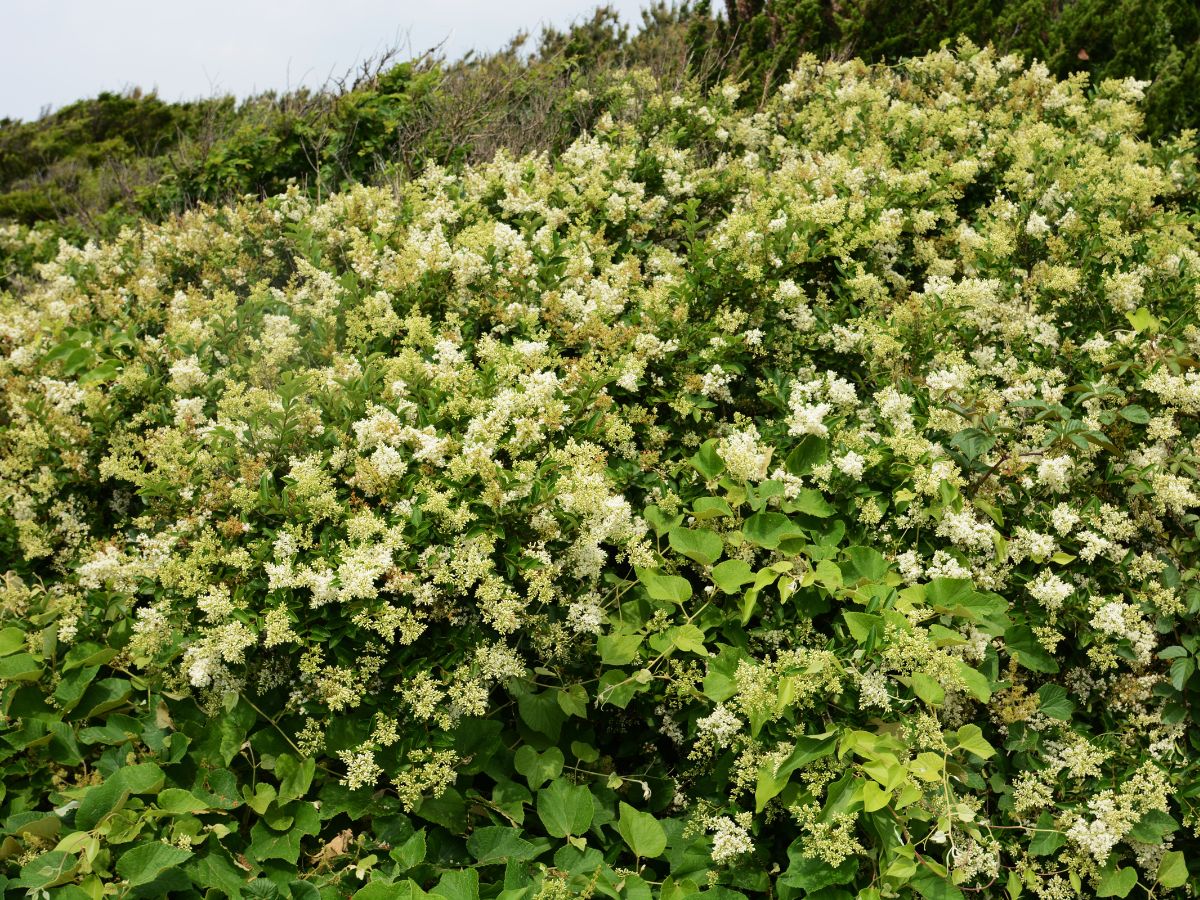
1, 45, 1200, 899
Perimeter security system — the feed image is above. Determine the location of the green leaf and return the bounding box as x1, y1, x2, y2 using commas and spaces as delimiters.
742, 512, 802, 549
637, 567, 693, 603
669, 527, 723, 566
598, 632, 642, 666
617, 802, 667, 859
1126, 809, 1178, 843
1005, 625, 1060, 674
1036, 684, 1074, 720
276, 753, 316, 803
755, 730, 839, 811
954, 724, 995, 760
911, 871, 966, 900
843, 611, 881, 643
16, 851, 78, 891
156, 788, 210, 814
785, 435, 828, 476
513, 746, 564, 790
925, 578, 974, 610
788, 488, 834, 517
556, 683, 588, 718
432, 868, 480, 900
1028, 812, 1065, 856
0, 626, 26, 656
1119, 404, 1151, 424
781, 842, 858, 892
0, 652, 41, 682
644, 505, 685, 537
516, 688, 566, 740
115, 843, 194, 888
75, 763, 165, 830
861, 781, 891, 812
466, 826, 541, 864
1170, 656, 1195, 691
391, 830, 427, 870
1095, 865, 1138, 898
690, 440, 725, 479
956, 662, 992, 702
692, 497, 734, 520
711, 559, 754, 594
356, 881, 428, 900
843, 546, 888, 581
911, 673, 945, 706
949, 427, 996, 461
1125, 307, 1160, 334
537, 779, 595, 838
1158, 850, 1188, 889
668, 623, 709, 656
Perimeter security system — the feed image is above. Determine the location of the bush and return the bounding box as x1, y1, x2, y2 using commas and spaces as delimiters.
1, 48, 1199, 897
706, 0, 1200, 140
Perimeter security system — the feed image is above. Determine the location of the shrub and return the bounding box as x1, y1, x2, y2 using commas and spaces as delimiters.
1, 48, 1199, 897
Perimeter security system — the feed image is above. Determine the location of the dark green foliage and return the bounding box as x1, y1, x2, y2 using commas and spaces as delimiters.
709, 0, 1200, 139
0, 0, 1196, 238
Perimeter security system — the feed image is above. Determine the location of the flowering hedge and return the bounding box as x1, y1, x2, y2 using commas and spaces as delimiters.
2, 46, 1199, 899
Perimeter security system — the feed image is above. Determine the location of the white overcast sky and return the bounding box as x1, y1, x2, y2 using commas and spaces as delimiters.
1, 0, 653, 121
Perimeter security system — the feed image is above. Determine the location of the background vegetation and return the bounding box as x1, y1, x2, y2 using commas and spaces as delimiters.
1, 0, 1197, 241
3, 4, 1200, 899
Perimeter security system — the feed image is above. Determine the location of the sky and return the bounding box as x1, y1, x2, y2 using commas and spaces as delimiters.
1, 0, 653, 121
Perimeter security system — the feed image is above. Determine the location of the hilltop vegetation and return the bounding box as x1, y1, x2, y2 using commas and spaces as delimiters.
2, 40, 1200, 898
1, 0, 1197, 241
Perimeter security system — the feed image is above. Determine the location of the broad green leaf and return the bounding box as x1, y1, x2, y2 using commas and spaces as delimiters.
1005, 625, 1060, 673
1119, 404, 1150, 424
785, 435, 828, 476
1028, 812, 1065, 856
788, 488, 834, 518
276, 753, 316, 803
0, 652, 41, 682
75, 763, 165, 830
16, 851, 78, 891
598, 631, 641, 666
843, 546, 888, 581
861, 781, 891, 812
956, 662, 992, 702
432, 868, 480, 900
1036, 684, 1074, 721
517, 688, 566, 740
644, 505, 684, 537
0, 626, 26, 656
742, 512, 802, 549
466, 826, 540, 864
912, 871, 966, 900
711, 559, 754, 594
1158, 850, 1188, 889
911, 673, 944, 706
1126, 809, 1178, 843
115, 843, 194, 888
954, 724, 995, 760
637, 568, 692, 603
668, 527, 723, 566
357, 881, 428, 900
514, 746, 564, 790
690, 440, 725, 479
391, 830, 427, 870
156, 788, 210, 814
1125, 306, 1160, 334
537, 779, 595, 838
843, 611, 880, 643
617, 802, 666, 859
1095, 865, 1137, 898
692, 497, 734, 520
